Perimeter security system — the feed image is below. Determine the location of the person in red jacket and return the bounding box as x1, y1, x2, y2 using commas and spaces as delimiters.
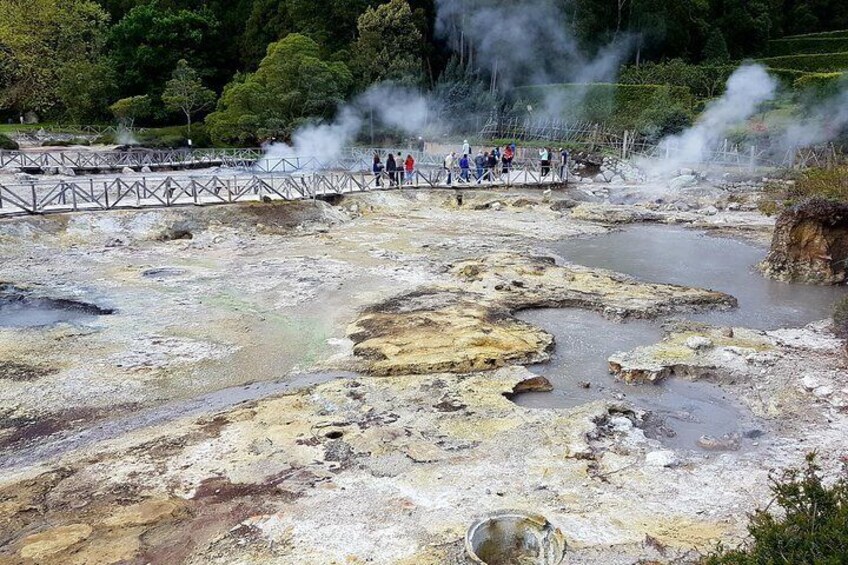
404, 154, 415, 185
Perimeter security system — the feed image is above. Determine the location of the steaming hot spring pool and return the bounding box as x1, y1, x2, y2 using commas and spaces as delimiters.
515, 224, 848, 451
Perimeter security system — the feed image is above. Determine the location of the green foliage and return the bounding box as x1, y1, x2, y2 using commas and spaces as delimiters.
768, 38, 848, 56
432, 58, 500, 134
0, 133, 19, 150
758, 52, 848, 73
161, 60, 216, 134
620, 60, 735, 99
57, 58, 118, 123
135, 124, 211, 148
109, 95, 152, 128
793, 72, 846, 97
703, 29, 731, 63
784, 29, 848, 40
834, 297, 848, 338
240, 0, 382, 67
793, 167, 848, 202
703, 454, 848, 564
759, 167, 848, 215
108, 2, 221, 112
352, 0, 423, 87
0, 0, 110, 115
513, 83, 695, 134
205, 34, 353, 146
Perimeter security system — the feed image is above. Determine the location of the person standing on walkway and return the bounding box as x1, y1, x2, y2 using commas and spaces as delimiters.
502, 144, 514, 176
405, 154, 415, 185
396, 153, 405, 185
486, 151, 497, 182
475, 151, 485, 183
459, 154, 470, 183
559, 147, 569, 181
462, 139, 471, 156
373, 154, 384, 187
539, 147, 550, 177
386, 153, 397, 186
444, 151, 456, 186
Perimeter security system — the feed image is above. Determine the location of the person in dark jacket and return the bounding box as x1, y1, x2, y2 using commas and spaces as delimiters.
486, 151, 497, 181
386, 153, 397, 186
475, 151, 485, 183
459, 154, 470, 183
373, 154, 384, 187
559, 147, 569, 181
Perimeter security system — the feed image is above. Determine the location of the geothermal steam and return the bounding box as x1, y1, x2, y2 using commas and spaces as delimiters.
644, 64, 778, 176
261, 84, 432, 170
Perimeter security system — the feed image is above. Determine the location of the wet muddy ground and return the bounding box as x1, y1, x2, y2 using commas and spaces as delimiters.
0, 182, 845, 564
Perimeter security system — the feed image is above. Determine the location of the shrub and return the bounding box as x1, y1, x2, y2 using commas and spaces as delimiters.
767, 38, 848, 56
783, 30, 848, 40
620, 60, 735, 99
703, 454, 848, 564
758, 168, 848, 214
793, 167, 848, 202
834, 297, 848, 338
510, 83, 695, 132
0, 134, 19, 150
793, 72, 846, 96
757, 52, 848, 73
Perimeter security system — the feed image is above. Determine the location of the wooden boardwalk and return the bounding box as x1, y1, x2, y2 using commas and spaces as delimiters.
0, 162, 565, 217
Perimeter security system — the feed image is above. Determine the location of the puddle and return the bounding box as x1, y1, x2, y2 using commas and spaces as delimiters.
514, 225, 845, 452
0, 284, 113, 328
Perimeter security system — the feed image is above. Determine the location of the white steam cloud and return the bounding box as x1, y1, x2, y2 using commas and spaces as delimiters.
643, 64, 778, 177
779, 83, 848, 152
435, 0, 631, 118
260, 84, 432, 171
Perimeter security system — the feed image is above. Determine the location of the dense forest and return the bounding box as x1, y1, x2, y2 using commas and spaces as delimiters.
1, 0, 847, 144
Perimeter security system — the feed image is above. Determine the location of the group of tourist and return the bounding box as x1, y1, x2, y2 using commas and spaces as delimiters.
370, 141, 570, 188
371, 152, 416, 187
442, 141, 518, 185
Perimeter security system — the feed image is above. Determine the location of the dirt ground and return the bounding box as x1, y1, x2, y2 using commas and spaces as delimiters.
0, 181, 845, 564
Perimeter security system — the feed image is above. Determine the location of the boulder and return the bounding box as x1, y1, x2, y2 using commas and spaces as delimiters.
122, 166, 135, 175
141, 166, 153, 173
760, 199, 848, 285
58, 166, 76, 176
668, 175, 698, 191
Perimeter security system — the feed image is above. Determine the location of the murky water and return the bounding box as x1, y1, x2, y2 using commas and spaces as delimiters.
0, 296, 108, 328
515, 225, 847, 452
552, 225, 847, 330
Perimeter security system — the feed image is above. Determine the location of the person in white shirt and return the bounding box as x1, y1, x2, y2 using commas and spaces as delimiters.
444, 151, 456, 185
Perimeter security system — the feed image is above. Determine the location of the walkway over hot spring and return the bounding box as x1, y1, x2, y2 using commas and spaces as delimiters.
0, 156, 567, 216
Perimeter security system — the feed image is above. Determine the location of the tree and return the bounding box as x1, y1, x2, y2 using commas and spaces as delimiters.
205, 34, 353, 145
108, 2, 221, 115
57, 58, 118, 123
162, 60, 216, 135
110, 95, 152, 128
0, 0, 109, 116
352, 0, 423, 87
702, 28, 730, 63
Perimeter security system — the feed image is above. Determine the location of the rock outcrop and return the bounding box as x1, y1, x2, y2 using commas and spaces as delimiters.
348, 253, 736, 376
608, 325, 774, 384
760, 199, 848, 285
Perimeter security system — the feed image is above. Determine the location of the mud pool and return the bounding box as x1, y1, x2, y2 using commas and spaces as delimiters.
0, 288, 111, 328
515, 225, 847, 451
